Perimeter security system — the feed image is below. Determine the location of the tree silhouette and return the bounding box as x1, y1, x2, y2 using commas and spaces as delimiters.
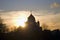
42, 23, 48, 30
0, 17, 6, 33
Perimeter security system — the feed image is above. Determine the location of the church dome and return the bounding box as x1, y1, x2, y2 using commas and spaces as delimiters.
28, 14, 35, 22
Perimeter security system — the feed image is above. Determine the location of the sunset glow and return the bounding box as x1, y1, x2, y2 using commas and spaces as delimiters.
12, 13, 27, 28
15, 18, 26, 28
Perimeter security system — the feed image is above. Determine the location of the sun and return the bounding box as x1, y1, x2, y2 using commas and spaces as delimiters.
13, 15, 27, 28
12, 11, 29, 28
15, 18, 26, 28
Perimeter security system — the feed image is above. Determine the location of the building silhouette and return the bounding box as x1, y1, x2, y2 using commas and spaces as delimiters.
26, 14, 42, 32
28, 14, 35, 22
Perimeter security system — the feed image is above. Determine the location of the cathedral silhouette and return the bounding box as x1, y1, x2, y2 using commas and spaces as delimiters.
25, 14, 42, 32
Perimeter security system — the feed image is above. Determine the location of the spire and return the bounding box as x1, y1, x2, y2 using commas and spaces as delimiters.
28, 14, 36, 22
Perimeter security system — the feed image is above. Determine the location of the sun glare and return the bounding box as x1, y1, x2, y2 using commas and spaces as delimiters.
13, 14, 27, 28
15, 18, 26, 28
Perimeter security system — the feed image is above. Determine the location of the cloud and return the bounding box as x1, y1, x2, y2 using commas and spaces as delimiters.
0, 10, 4, 11
0, 10, 60, 30
37, 13, 60, 30
33, 10, 60, 30
0, 11, 30, 25
51, 2, 60, 8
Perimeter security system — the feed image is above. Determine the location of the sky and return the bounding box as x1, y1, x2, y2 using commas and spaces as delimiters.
0, 0, 60, 11
0, 0, 60, 30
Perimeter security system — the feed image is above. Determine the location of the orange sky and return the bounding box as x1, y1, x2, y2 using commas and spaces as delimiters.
0, 11, 60, 30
